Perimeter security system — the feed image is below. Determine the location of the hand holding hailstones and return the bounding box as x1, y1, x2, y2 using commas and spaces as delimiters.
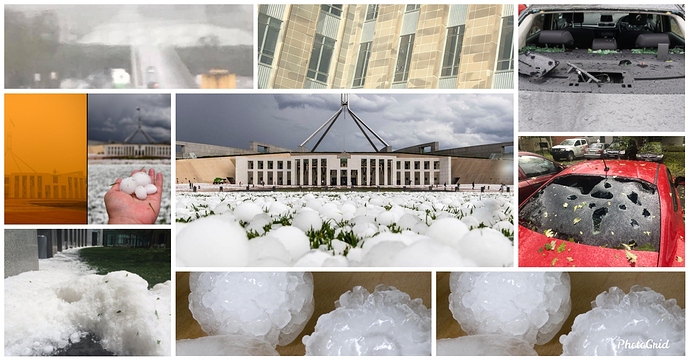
105, 168, 163, 224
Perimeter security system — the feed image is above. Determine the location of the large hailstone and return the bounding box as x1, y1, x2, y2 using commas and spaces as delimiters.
436, 335, 537, 356
449, 272, 571, 346
303, 284, 431, 356
560, 285, 684, 356
188, 272, 314, 347
176, 335, 278, 356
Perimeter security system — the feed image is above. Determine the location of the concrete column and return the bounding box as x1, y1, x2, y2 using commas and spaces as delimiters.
4, 230, 39, 277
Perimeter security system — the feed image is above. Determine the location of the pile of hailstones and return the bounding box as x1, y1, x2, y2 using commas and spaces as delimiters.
176, 193, 514, 267
119, 171, 157, 200
439, 272, 685, 356
176, 272, 431, 356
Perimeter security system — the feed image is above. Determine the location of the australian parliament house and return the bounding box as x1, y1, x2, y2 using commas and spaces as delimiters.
177, 95, 512, 188
101, 108, 171, 159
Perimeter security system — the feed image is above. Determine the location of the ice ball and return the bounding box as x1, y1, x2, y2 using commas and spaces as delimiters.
234, 202, 264, 223
176, 335, 279, 356
119, 177, 137, 194
188, 272, 314, 347
426, 218, 469, 246
449, 272, 571, 346
436, 335, 537, 356
560, 285, 684, 356
134, 186, 147, 200
176, 216, 249, 267
131, 171, 151, 186
456, 228, 513, 267
145, 184, 157, 194
303, 284, 430, 356
292, 210, 322, 232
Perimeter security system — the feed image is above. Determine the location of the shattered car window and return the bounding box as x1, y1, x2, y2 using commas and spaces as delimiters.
519, 175, 661, 252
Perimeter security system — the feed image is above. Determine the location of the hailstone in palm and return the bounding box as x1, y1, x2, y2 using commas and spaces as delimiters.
119, 171, 154, 200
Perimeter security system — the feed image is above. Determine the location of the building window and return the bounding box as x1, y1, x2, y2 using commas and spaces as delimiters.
496, 15, 514, 72
278, 161, 283, 170
321, 4, 343, 17
394, 34, 415, 82
268, 161, 273, 170
307, 34, 336, 83
414, 161, 420, 170
405, 4, 420, 12
340, 158, 348, 167
352, 42, 372, 87
365, 4, 379, 21
441, 25, 465, 77
258, 13, 282, 66
248, 161, 254, 170
258, 161, 264, 170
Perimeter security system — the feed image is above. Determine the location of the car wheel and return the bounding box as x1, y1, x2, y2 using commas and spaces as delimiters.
566, 152, 574, 161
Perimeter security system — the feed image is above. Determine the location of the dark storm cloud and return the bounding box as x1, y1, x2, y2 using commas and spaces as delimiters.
88, 94, 171, 143
176, 94, 513, 152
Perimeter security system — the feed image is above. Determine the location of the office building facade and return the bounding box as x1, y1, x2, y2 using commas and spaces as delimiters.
258, 4, 514, 89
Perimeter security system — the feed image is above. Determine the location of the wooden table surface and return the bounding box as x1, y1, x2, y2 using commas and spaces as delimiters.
176, 272, 431, 356
436, 271, 685, 356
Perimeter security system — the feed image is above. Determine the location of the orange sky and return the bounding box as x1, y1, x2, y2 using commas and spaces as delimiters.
5, 94, 86, 175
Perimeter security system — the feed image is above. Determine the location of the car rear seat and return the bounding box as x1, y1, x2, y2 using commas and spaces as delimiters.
538, 30, 574, 48
591, 38, 617, 50
635, 33, 670, 48
562, 12, 595, 49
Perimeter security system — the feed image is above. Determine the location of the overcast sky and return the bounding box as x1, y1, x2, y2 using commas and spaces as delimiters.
176, 94, 513, 152
88, 94, 171, 143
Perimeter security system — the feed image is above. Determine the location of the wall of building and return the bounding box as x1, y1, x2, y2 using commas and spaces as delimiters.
176, 141, 254, 158
104, 144, 171, 158
432, 142, 514, 159
263, 4, 512, 89
5, 229, 39, 278
450, 158, 513, 185
235, 152, 452, 187
176, 157, 237, 184
5, 172, 86, 200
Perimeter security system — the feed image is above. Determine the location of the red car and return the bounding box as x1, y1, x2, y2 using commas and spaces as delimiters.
518, 151, 566, 204
519, 160, 684, 267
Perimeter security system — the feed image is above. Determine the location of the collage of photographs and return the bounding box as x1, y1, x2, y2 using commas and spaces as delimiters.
2, 2, 685, 357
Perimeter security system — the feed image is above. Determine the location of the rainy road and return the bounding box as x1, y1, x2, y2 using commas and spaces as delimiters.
131, 45, 197, 89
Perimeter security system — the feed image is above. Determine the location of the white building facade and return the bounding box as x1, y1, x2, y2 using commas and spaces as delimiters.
235, 152, 451, 187
104, 144, 171, 158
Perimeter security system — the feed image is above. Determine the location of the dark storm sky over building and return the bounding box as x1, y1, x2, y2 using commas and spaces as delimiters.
176, 94, 513, 152
88, 94, 171, 143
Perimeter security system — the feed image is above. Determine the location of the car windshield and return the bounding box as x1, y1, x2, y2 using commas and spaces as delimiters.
639, 142, 663, 154
608, 141, 627, 150
519, 174, 661, 252
589, 143, 604, 150
560, 140, 576, 146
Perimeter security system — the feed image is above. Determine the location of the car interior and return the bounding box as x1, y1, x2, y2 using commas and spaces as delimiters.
523, 12, 685, 51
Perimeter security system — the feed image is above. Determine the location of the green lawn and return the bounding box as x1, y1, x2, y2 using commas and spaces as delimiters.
664, 151, 685, 179
78, 247, 171, 288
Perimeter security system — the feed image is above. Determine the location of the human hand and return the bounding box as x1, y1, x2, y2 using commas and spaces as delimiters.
105, 168, 163, 224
